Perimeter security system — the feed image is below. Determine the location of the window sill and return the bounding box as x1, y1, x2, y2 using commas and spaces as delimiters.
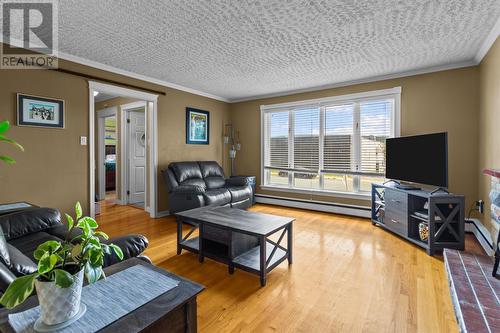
259, 185, 371, 201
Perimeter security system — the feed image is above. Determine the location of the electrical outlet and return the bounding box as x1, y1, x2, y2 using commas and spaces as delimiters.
477, 200, 484, 214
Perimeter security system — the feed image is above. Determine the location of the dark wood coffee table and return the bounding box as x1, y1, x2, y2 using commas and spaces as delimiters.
175, 206, 294, 286
0, 258, 204, 333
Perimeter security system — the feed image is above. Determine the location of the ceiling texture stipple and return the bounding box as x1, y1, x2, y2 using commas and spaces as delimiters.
58, 0, 500, 101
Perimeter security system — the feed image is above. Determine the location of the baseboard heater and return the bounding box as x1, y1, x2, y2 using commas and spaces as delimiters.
255, 194, 371, 218
465, 219, 495, 256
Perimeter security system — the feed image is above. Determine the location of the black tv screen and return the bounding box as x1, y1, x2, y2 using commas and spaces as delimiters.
385, 133, 448, 187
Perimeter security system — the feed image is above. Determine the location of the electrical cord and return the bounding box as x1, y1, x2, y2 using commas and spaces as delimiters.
467, 202, 478, 221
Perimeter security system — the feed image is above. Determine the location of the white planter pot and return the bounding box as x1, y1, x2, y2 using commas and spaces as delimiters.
34, 269, 84, 326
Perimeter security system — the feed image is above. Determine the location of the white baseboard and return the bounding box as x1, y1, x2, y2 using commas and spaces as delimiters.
156, 210, 170, 218
465, 218, 495, 256
255, 194, 371, 218
115, 199, 126, 205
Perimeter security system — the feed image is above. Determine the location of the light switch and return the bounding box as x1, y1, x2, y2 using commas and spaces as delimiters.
80, 136, 87, 146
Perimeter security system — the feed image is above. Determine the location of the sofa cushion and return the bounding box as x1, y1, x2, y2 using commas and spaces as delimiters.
170, 162, 203, 183
203, 188, 231, 206
205, 176, 226, 189
199, 161, 225, 178
180, 178, 207, 189
9, 232, 62, 261
5, 244, 37, 276
0, 208, 62, 241
228, 186, 252, 203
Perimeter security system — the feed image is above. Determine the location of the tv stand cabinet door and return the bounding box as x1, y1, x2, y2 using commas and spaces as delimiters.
384, 189, 408, 236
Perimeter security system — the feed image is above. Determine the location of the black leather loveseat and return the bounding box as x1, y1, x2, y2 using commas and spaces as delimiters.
0, 207, 149, 293
162, 161, 253, 214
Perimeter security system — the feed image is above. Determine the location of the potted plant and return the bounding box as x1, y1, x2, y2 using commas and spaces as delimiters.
0, 202, 124, 326
0, 120, 24, 164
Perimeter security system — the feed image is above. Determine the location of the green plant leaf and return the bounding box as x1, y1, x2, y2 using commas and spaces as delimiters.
78, 216, 98, 229
71, 243, 82, 259
0, 135, 24, 151
84, 262, 102, 284
89, 249, 103, 266
33, 249, 45, 260
102, 244, 111, 254
53, 269, 74, 288
38, 253, 59, 274
0, 274, 36, 309
0, 155, 15, 164
65, 213, 74, 230
95, 231, 109, 240
0, 120, 8, 134
37, 240, 61, 254
109, 244, 124, 260
75, 202, 82, 220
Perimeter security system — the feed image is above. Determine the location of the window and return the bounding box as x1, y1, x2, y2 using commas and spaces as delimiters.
262, 87, 400, 196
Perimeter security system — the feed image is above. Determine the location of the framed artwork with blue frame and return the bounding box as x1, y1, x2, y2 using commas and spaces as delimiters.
186, 107, 209, 145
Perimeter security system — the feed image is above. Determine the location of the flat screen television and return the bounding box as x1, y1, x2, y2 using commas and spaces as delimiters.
385, 132, 448, 188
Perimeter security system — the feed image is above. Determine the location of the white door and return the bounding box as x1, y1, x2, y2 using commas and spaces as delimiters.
127, 110, 146, 204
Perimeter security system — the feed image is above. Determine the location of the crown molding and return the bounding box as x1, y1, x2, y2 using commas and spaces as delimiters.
56, 51, 230, 102
474, 14, 500, 64
228, 60, 477, 103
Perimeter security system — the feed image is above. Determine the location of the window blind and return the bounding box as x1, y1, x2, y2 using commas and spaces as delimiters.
293, 108, 320, 171
323, 104, 354, 172
265, 111, 289, 168
359, 99, 393, 175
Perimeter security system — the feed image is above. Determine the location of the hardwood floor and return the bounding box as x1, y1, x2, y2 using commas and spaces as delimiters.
96, 202, 469, 333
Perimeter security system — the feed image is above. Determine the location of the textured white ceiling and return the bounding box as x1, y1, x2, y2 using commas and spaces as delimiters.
58, 0, 500, 101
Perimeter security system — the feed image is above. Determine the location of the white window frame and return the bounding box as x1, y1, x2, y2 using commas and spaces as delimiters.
260, 87, 401, 199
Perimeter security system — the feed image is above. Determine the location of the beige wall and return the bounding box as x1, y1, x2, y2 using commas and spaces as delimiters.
230, 67, 480, 209
478, 37, 500, 236
0, 57, 230, 214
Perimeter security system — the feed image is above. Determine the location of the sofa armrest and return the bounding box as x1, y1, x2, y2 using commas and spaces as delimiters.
0, 208, 63, 241
102, 234, 149, 267
0, 261, 16, 293
172, 185, 206, 194
226, 177, 250, 187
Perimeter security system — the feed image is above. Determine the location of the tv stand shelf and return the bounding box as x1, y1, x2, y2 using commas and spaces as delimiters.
371, 183, 465, 255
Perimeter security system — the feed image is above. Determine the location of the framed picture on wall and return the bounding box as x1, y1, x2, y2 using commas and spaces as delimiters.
17, 93, 64, 128
186, 107, 209, 145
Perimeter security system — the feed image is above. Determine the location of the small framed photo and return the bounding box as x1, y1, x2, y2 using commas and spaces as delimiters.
186, 107, 209, 145
17, 94, 64, 128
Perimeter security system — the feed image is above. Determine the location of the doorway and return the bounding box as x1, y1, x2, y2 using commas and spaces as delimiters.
122, 104, 147, 208
89, 81, 159, 218
97, 107, 117, 202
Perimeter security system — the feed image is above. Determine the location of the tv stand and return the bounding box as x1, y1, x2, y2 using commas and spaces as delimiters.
371, 183, 465, 255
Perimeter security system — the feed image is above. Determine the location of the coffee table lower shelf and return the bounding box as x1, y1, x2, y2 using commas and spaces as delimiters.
233, 241, 288, 273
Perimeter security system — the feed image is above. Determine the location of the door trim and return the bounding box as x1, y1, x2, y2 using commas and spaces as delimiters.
97, 107, 117, 200
88, 81, 159, 218
121, 102, 147, 207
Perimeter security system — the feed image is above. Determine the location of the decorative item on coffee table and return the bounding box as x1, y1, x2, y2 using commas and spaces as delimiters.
0, 202, 124, 331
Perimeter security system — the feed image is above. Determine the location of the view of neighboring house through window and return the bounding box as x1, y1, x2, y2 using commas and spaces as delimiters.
262, 88, 400, 195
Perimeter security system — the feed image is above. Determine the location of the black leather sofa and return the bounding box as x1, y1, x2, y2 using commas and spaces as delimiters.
0, 207, 149, 293
162, 161, 253, 214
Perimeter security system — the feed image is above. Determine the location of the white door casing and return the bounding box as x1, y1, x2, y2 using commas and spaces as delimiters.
127, 110, 146, 204
88, 81, 159, 218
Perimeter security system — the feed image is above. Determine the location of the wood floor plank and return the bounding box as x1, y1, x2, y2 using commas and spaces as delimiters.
96, 202, 461, 333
